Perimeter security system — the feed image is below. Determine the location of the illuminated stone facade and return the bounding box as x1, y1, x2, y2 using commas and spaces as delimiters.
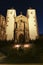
14, 14, 29, 43
6, 9, 16, 40
6, 8, 39, 41
27, 9, 39, 40
0, 15, 6, 40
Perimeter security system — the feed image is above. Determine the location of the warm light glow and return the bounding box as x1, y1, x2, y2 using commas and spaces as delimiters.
14, 44, 20, 48
24, 44, 30, 48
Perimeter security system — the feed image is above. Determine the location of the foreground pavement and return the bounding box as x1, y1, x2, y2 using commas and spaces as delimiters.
0, 43, 43, 63
0, 64, 43, 65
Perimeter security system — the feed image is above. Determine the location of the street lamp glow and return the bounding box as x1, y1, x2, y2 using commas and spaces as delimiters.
14, 44, 20, 48
24, 44, 30, 48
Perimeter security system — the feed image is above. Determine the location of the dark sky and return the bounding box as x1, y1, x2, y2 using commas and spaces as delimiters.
0, 0, 43, 34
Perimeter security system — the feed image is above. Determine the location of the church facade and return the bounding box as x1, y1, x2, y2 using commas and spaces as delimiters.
14, 14, 29, 43
6, 8, 39, 42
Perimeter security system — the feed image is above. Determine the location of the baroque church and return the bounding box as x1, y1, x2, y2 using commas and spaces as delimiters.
6, 8, 39, 43
14, 13, 29, 43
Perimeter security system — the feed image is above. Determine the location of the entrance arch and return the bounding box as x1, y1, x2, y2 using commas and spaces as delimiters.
19, 34, 24, 43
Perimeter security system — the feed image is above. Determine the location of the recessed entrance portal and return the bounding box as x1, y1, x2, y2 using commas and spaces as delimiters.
19, 34, 24, 43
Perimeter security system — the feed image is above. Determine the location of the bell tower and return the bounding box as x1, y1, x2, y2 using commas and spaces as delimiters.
27, 8, 39, 40
6, 8, 16, 40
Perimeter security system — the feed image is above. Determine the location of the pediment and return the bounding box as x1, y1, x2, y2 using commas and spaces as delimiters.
15, 14, 28, 22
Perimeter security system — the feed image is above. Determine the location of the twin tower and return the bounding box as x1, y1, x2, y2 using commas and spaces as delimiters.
6, 8, 39, 43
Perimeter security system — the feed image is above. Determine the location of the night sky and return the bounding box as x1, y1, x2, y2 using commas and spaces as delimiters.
0, 0, 43, 34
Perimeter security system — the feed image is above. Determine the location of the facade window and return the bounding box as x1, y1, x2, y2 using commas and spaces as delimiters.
33, 16, 35, 18
31, 12, 33, 14
34, 24, 36, 26
20, 20, 22, 22
10, 11, 12, 14
34, 20, 35, 22
7, 17, 9, 18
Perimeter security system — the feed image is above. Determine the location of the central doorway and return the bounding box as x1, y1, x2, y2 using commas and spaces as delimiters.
19, 34, 24, 43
